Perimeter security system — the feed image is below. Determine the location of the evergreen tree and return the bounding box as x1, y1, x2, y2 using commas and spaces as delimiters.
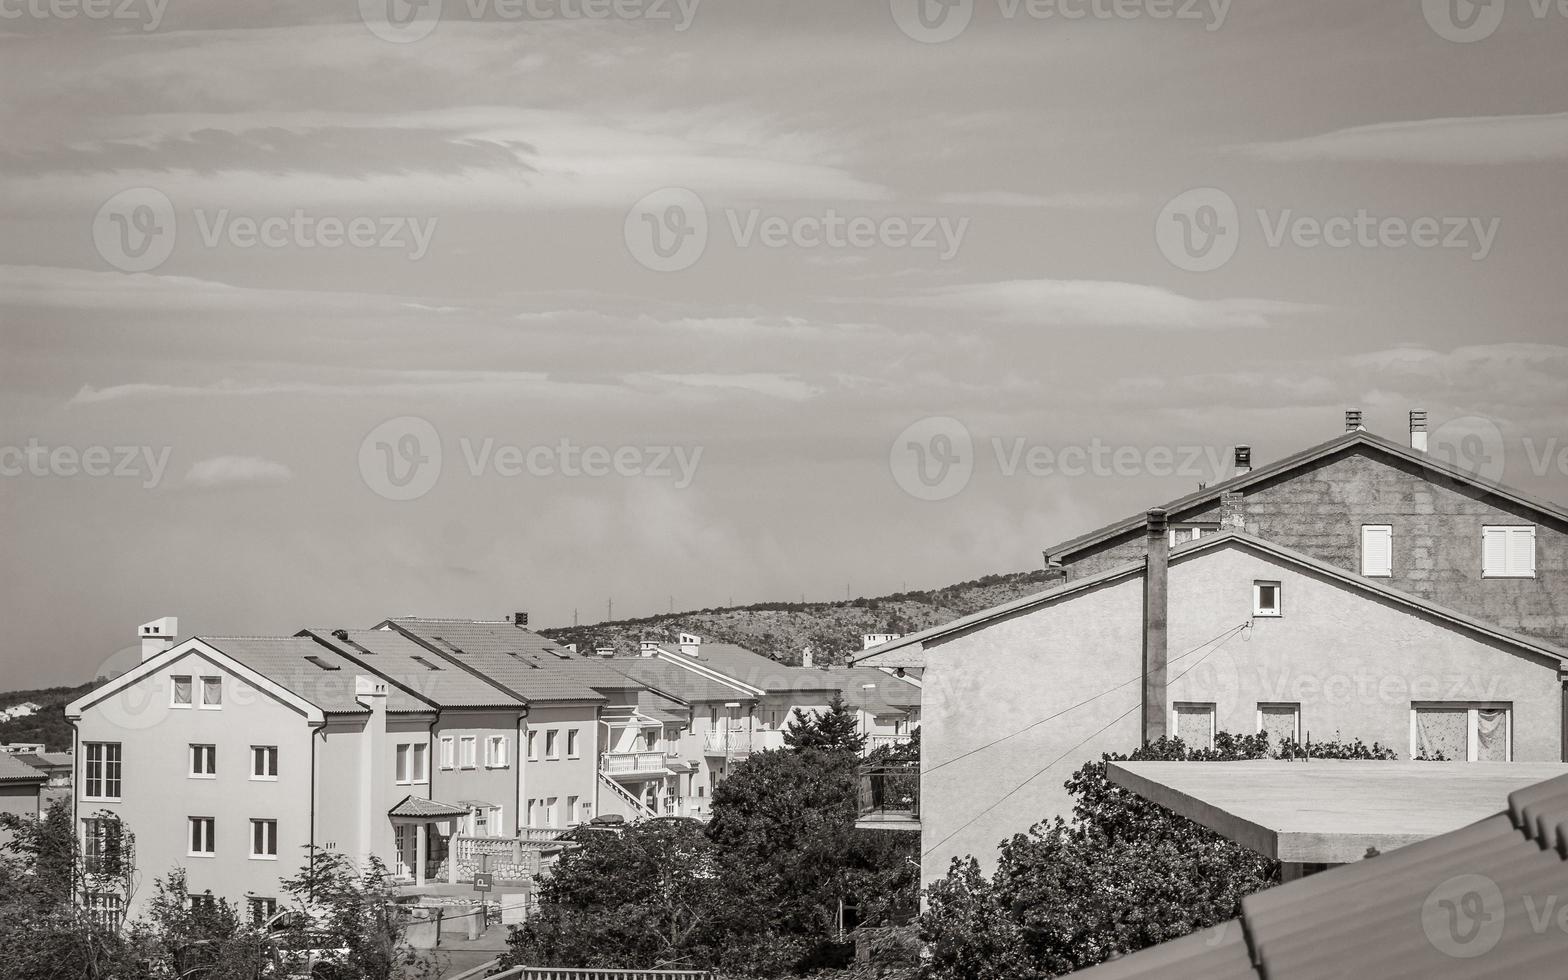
783, 692, 867, 755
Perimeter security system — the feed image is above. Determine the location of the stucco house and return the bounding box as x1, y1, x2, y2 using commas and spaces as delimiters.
0, 751, 46, 847
856, 526, 1568, 883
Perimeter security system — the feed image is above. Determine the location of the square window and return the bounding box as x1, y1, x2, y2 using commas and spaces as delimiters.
251, 746, 278, 779
1257, 703, 1300, 746
171, 676, 193, 707
1361, 525, 1393, 577
199, 677, 222, 708
250, 819, 277, 859
189, 817, 216, 856
1482, 526, 1536, 578
189, 744, 216, 778
1253, 581, 1282, 617
1172, 702, 1216, 751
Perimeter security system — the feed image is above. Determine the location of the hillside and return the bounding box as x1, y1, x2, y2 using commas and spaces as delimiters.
540, 567, 1065, 665
0, 682, 95, 752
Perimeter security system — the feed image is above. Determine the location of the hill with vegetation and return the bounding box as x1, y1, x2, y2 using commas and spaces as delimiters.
0, 683, 95, 752
541, 568, 1065, 666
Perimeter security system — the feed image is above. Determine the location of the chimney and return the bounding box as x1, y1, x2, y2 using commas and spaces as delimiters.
1219, 491, 1247, 533
594, 644, 616, 658
508, 611, 528, 627
1143, 509, 1169, 744
1233, 446, 1252, 478
1409, 410, 1428, 453
678, 632, 701, 657
1345, 409, 1365, 433
139, 616, 178, 662
639, 639, 660, 658
562, 642, 577, 654
354, 675, 389, 865
801, 646, 814, 669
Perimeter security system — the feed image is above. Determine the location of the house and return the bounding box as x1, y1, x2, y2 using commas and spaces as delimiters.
855, 526, 1568, 882
1042, 412, 1568, 650
1073, 765, 1568, 977
0, 752, 46, 846
1, 742, 47, 754
16, 750, 73, 810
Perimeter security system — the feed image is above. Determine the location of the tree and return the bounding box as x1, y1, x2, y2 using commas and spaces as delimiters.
784, 692, 867, 755
504, 822, 736, 973
126, 870, 270, 980
277, 850, 435, 980
923, 732, 1411, 979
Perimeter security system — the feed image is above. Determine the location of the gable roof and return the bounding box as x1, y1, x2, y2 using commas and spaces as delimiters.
381, 619, 622, 704
1043, 430, 1568, 564
299, 629, 524, 711
0, 752, 46, 785
855, 531, 1568, 669
204, 636, 430, 714
67, 638, 329, 723
1073, 770, 1568, 979
602, 657, 756, 704
659, 642, 845, 696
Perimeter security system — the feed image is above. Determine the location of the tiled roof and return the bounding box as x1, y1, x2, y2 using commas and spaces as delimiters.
635, 689, 689, 726
667, 642, 844, 695
15, 752, 71, 770
300, 629, 524, 710
203, 636, 429, 714
604, 657, 755, 703
388, 795, 472, 819
384, 619, 629, 703
1073, 771, 1568, 978
0, 752, 45, 784
830, 668, 922, 716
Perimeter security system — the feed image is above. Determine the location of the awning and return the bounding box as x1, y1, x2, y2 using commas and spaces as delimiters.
388, 795, 473, 819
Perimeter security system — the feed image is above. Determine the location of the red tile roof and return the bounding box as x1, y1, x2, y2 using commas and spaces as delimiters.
0, 752, 45, 784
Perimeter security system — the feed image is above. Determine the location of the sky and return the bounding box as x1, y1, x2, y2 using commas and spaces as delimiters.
2, 0, 1566, 687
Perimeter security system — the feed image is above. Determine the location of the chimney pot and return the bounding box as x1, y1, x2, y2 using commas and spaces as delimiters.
1409, 410, 1429, 453
1345, 409, 1365, 432
510, 611, 528, 627
1233, 445, 1252, 478
1145, 508, 1169, 537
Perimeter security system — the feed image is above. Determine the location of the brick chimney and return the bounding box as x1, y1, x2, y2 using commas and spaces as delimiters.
1233, 445, 1252, 478
1346, 409, 1365, 432
1219, 492, 1247, 533
1143, 509, 1169, 744
1409, 410, 1428, 453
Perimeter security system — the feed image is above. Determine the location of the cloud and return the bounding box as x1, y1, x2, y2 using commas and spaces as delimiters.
183, 455, 293, 488
1237, 112, 1568, 165
933, 190, 1138, 209
912, 280, 1322, 330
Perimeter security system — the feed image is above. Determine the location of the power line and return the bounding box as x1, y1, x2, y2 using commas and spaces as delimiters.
921, 622, 1250, 777
920, 622, 1250, 858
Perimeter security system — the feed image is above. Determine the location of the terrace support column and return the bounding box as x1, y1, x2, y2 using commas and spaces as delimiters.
1143, 508, 1170, 744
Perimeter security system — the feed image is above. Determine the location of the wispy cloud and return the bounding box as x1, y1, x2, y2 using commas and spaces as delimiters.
1237, 112, 1568, 165
183, 455, 293, 489
912, 280, 1322, 330
933, 190, 1138, 209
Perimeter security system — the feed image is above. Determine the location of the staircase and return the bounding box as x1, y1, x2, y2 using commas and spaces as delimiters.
598, 771, 657, 821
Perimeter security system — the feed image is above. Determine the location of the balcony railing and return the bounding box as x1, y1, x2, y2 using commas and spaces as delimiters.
703, 728, 786, 758
601, 751, 668, 776
865, 734, 913, 755
857, 766, 920, 830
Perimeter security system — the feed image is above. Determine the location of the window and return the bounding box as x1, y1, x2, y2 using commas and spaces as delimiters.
247, 897, 277, 927
84, 743, 122, 801
1483, 526, 1536, 578
1361, 525, 1393, 577
189, 744, 216, 778
567, 795, 580, 825
250, 819, 278, 859
473, 806, 488, 836
87, 892, 125, 931
189, 817, 215, 856
251, 746, 278, 779
1253, 580, 1282, 617
1169, 524, 1216, 547
199, 677, 222, 708
1412, 704, 1511, 761
83, 817, 126, 876
545, 730, 559, 760
545, 797, 559, 828
566, 729, 580, 759
1172, 702, 1216, 751
459, 736, 477, 769
171, 675, 193, 707
190, 894, 217, 912
525, 799, 536, 826
439, 737, 455, 770
526, 731, 538, 761
486, 735, 508, 768
1257, 703, 1300, 746
396, 744, 429, 784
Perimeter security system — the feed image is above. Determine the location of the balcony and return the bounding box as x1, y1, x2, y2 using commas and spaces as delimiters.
703, 728, 786, 758
857, 766, 920, 832
601, 751, 668, 778
865, 734, 913, 755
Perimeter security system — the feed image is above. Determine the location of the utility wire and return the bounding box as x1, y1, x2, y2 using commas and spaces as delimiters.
921, 622, 1250, 778
920, 622, 1249, 858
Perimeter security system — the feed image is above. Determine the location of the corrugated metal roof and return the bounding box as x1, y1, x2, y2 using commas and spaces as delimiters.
1072, 771, 1568, 978
203, 636, 429, 714
385, 620, 626, 703
300, 629, 524, 710
0, 752, 45, 784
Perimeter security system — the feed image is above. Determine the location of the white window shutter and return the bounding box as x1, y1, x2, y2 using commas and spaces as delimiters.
1483, 527, 1508, 576
1362, 525, 1392, 577
1507, 527, 1536, 577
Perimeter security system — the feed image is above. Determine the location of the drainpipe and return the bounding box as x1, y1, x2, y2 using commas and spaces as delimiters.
1144, 508, 1170, 744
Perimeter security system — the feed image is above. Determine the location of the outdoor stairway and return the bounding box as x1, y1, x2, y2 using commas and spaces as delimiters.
598, 771, 657, 821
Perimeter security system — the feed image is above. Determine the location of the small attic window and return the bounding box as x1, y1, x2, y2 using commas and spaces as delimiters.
303, 656, 341, 671
409, 656, 442, 671
1253, 581, 1282, 618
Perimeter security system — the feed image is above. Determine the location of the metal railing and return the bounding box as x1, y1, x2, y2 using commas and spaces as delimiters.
493, 968, 711, 980
858, 766, 919, 822
601, 751, 668, 775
